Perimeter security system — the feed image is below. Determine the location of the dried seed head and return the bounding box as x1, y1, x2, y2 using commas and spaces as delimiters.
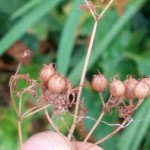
40, 64, 56, 83
48, 73, 67, 94
92, 73, 108, 93
109, 78, 125, 97
134, 80, 149, 99
123, 76, 138, 100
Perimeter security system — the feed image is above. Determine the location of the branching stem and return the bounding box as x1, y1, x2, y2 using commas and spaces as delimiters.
68, 20, 99, 140
9, 79, 19, 116
69, 0, 114, 140
84, 118, 128, 150
80, 111, 105, 149
22, 104, 50, 119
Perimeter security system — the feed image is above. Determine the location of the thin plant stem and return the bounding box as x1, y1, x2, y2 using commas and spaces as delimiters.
135, 99, 144, 110
18, 119, 23, 150
10, 62, 23, 150
44, 107, 74, 150
87, 98, 143, 150
9, 79, 19, 116
18, 93, 23, 150
84, 119, 128, 150
68, 0, 114, 140
100, 93, 105, 107
80, 111, 105, 149
9, 62, 22, 115
57, 114, 77, 149
15, 62, 22, 76
22, 105, 43, 117
44, 107, 61, 134
68, 20, 99, 139
83, 99, 144, 150
85, 0, 97, 20
19, 93, 23, 114
9, 61, 23, 115
98, 0, 114, 19
22, 104, 50, 119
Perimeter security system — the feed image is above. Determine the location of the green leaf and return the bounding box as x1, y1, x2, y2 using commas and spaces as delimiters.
10, 0, 42, 20
0, 0, 24, 14
123, 52, 150, 76
0, 0, 62, 56
136, 57, 150, 76
117, 98, 150, 150
68, 0, 147, 85
57, 0, 83, 76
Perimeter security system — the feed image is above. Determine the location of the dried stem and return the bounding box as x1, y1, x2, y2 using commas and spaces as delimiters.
9, 62, 23, 115
22, 105, 43, 117
85, 0, 97, 20
22, 104, 50, 119
69, 0, 114, 140
98, 0, 114, 19
85, 98, 144, 150
15, 62, 22, 76
18, 93, 23, 150
80, 111, 105, 149
135, 99, 144, 110
85, 118, 128, 150
57, 114, 77, 148
100, 93, 105, 108
9, 62, 23, 149
18, 119, 23, 150
44, 107, 74, 150
9, 79, 19, 116
19, 93, 23, 114
68, 20, 99, 140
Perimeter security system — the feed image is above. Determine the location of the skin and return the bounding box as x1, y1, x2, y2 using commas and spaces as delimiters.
22, 131, 103, 150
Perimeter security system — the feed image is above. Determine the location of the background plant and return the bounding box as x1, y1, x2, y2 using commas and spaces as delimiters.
0, 0, 150, 150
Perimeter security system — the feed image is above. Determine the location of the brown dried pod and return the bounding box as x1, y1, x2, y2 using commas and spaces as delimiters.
134, 80, 149, 99
40, 63, 56, 83
109, 78, 125, 97
123, 76, 138, 100
92, 73, 108, 93
48, 73, 67, 94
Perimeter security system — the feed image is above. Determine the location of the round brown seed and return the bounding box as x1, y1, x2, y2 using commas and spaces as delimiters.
134, 80, 149, 99
48, 73, 67, 94
123, 76, 138, 100
92, 73, 108, 93
40, 63, 56, 83
109, 79, 125, 97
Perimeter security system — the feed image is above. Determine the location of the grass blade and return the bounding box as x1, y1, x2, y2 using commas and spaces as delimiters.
0, 0, 62, 56
10, 0, 42, 20
57, 0, 83, 75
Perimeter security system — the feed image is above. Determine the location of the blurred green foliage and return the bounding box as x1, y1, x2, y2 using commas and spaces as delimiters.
0, 0, 150, 150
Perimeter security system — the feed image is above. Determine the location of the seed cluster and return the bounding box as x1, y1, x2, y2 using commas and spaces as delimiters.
92, 73, 150, 119
40, 64, 77, 113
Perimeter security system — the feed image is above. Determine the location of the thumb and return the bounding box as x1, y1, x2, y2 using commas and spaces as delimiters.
22, 131, 103, 150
